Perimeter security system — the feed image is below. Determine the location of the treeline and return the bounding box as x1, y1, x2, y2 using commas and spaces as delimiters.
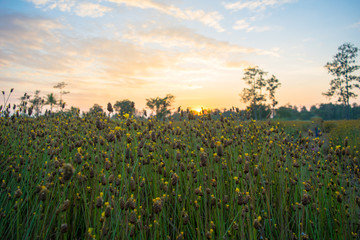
262, 103, 360, 120
186, 103, 360, 121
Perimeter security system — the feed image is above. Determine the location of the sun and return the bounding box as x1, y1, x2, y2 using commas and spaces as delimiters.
194, 107, 203, 114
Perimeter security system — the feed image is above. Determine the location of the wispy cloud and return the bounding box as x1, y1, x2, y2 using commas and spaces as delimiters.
124, 26, 278, 56
0, 13, 69, 72
74, 3, 112, 17
28, 0, 224, 30
27, 0, 111, 18
223, 0, 296, 11
0, 13, 177, 87
224, 61, 251, 69
0, 12, 281, 110
348, 21, 360, 29
107, 0, 224, 32
233, 19, 272, 32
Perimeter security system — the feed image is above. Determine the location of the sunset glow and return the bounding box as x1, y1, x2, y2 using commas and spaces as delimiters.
1, 0, 360, 112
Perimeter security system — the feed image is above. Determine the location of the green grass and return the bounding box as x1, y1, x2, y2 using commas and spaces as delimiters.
0, 114, 359, 239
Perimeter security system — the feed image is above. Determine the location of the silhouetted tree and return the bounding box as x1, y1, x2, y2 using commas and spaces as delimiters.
266, 75, 281, 118
240, 67, 267, 120
323, 42, 360, 119
29, 90, 43, 116
45, 93, 57, 112
54, 82, 69, 110
89, 104, 103, 114
146, 94, 175, 120
114, 100, 135, 116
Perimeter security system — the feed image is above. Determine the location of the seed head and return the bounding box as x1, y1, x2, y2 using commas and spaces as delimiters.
62, 164, 74, 181
61, 223, 68, 233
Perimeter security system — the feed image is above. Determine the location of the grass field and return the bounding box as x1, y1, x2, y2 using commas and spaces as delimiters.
0, 114, 359, 239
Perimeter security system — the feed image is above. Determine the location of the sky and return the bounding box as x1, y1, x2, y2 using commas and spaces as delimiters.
1, 0, 360, 113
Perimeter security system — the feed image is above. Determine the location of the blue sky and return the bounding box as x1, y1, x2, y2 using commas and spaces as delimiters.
1, 0, 360, 112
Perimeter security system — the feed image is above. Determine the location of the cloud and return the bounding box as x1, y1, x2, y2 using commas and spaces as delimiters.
27, 0, 111, 18
28, 0, 75, 11
107, 0, 224, 32
224, 61, 251, 69
0, 13, 70, 71
0, 13, 183, 88
124, 26, 278, 56
28, 0, 224, 30
348, 21, 360, 29
74, 3, 112, 17
223, 0, 296, 11
233, 19, 272, 32
0, 12, 282, 111
28, 0, 52, 5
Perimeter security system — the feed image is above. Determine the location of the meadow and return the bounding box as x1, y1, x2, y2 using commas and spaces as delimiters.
0, 113, 359, 239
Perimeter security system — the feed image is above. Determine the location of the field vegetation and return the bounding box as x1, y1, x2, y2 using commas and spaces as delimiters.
0, 111, 359, 239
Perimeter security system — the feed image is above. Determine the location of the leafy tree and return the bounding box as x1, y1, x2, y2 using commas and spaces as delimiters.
54, 82, 69, 109
323, 42, 360, 119
46, 93, 57, 112
146, 94, 175, 120
29, 90, 44, 116
89, 104, 103, 115
240, 67, 282, 120
114, 100, 135, 116
241, 67, 279, 120
240, 67, 267, 120
266, 75, 281, 117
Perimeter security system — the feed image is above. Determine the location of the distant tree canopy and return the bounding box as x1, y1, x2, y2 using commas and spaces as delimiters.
89, 104, 103, 114
275, 103, 360, 120
146, 94, 175, 120
323, 42, 360, 119
114, 100, 135, 116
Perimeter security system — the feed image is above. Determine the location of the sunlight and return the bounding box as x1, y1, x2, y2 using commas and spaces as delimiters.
194, 107, 202, 113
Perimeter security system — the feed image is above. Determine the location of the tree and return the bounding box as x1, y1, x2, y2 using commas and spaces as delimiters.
323, 42, 360, 119
54, 82, 69, 110
45, 93, 57, 112
240, 67, 268, 120
89, 104, 103, 115
146, 94, 175, 120
113, 100, 135, 116
29, 90, 43, 116
266, 75, 281, 118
